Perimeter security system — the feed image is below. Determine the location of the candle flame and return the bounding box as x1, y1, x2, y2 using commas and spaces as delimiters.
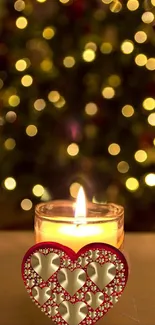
74, 186, 87, 224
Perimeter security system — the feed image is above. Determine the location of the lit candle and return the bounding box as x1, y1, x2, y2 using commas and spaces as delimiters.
35, 187, 124, 252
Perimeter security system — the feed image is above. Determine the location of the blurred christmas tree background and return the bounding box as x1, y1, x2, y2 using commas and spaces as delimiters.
1, 0, 155, 230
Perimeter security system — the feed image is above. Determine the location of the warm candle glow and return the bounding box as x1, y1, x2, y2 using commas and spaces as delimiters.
35, 190, 124, 251
74, 186, 87, 224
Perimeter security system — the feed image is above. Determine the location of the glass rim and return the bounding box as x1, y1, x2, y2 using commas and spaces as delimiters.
35, 200, 124, 224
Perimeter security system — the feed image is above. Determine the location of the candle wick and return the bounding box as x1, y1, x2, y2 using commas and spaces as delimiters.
74, 216, 86, 227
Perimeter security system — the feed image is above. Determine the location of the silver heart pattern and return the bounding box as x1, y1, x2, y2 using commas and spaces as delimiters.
31, 252, 60, 281
22, 242, 128, 325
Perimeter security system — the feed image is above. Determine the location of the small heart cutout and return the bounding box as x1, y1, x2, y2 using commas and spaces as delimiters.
59, 301, 88, 325
57, 268, 86, 296
31, 286, 51, 305
85, 292, 104, 309
87, 262, 116, 290
52, 293, 65, 305
31, 252, 60, 281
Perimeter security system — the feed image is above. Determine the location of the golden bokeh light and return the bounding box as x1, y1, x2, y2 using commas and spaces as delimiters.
15, 59, 27, 71
143, 97, 155, 111
21, 75, 33, 87
82, 49, 96, 62
122, 104, 134, 117
48, 90, 60, 103
67, 143, 79, 156
69, 182, 81, 198
146, 58, 155, 70
117, 161, 129, 173
8, 95, 20, 107
145, 173, 155, 186
40, 59, 53, 72
142, 12, 154, 24
59, 0, 70, 3
63, 56, 75, 68
36, 0, 47, 2
101, 0, 113, 3
134, 31, 147, 43
26, 125, 38, 137
151, 0, 155, 5
110, 1, 122, 12
85, 42, 97, 52
32, 184, 44, 197
14, 0, 25, 11
102, 86, 115, 99
134, 150, 147, 163
43, 27, 55, 40
5, 111, 17, 123
85, 102, 98, 116
4, 138, 16, 150
54, 96, 66, 109
127, 0, 139, 10
135, 54, 147, 66
121, 40, 134, 54
34, 99, 46, 111
4, 177, 16, 190
108, 143, 120, 156
148, 113, 155, 126
100, 42, 113, 54
41, 188, 51, 201
108, 74, 121, 87
126, 177, 139, 191
16, 16, 28, 29
21, 199, 33, 211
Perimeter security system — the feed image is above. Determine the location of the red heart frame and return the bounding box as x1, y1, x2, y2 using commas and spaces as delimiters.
22, 242, 129, 325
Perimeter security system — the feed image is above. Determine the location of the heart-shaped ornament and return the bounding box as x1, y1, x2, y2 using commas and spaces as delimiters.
22, 242, 128, 325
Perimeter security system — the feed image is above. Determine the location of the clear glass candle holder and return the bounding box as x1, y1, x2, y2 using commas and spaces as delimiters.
35, 201, 124, 251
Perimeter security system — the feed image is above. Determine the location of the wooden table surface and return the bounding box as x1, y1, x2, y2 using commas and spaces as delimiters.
1, 231, 155, 325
